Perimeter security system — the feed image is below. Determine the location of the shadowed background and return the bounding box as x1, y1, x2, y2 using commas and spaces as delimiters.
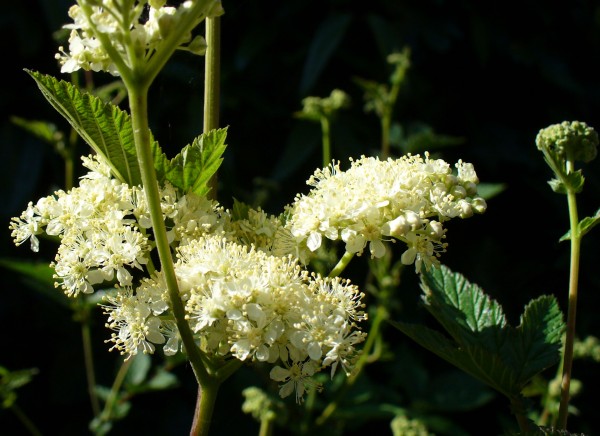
2, 1, 600, 434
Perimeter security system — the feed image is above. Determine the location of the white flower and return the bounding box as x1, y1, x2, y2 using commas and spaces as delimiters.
284, 153, 486, 269
269, 361, 322, 404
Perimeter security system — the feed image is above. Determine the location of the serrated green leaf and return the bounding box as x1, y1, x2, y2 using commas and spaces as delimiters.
420, 265, 507, 347
510, 296, 564, 383
26, 70, 142, 186
390, 265, 565, 400
389, 319, 517, 397
154, 127, 227, 196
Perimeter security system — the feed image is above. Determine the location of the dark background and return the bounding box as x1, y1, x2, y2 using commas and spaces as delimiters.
2, 0, 600, 434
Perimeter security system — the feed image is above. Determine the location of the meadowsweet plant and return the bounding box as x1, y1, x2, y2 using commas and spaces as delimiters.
7, 1, 543, 435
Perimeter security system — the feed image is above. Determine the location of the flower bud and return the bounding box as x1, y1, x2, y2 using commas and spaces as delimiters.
382, 215, 409, 237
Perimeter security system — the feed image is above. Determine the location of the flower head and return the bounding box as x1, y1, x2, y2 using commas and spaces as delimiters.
536, 121, 598, 164
282, 153, 486, 271
55, 0, 223, 75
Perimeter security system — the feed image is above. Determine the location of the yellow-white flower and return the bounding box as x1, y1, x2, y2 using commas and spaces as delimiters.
282, 153, 487, 271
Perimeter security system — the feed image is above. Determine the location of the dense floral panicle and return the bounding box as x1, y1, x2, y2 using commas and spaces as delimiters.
9, 154, 233, 297
145, 234, 363, 401
55, 0, 223, 75
100, 233, 366, 400
283, 153, 486, 271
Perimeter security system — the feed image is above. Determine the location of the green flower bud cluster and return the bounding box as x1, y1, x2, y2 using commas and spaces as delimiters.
536, 121, 599, 194
536, 121, 598, 164
297, 89, 350, 122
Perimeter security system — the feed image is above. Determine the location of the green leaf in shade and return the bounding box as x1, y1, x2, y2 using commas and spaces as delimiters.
10, 116, 64, 147
0, 366, 39, 409
0, 258, 70, 307
389, 265, 565, 400
125, 354, 151, 387
144, 369, 178, 391
26, 70, 142, 186
560, 207, 600, 241
154, 127, 227, 197
298, 13, 352, 95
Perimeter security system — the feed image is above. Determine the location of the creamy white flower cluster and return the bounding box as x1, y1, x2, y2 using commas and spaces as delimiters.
9, 154, 225, 296
284, 153, 487, 271
10, 154, 367, 402
55, 0, 223, 75
103, 235, 366, 402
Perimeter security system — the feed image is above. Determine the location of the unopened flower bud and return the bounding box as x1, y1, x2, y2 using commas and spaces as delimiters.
382, 215, 409, 237
471, 197, 487, 214
405, 210, 421, 230
458, 200, 473, 218
427, 221, 444, 239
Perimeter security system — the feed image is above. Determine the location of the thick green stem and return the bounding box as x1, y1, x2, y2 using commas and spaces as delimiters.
204, 16, 221, 199
204, 17, 221, 133
557, 171, 581, 429
127, 84, 208, 383
320, 116, 331, 167
190, 379, 221, 436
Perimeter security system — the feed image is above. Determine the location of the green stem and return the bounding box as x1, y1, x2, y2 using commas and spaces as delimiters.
315, 304, 389, 426
97, 357, 133, 425
320, 116, 331, 167
10, 403, 42, 436
204, 15, 221, 199
204, 17, 221, 133
190, 379, 221, 436
557, 164, 582, 430
80, 305, 101, 417
381, 111, 391, 159
328, 251, 355, 278
380, 76, 400, 159
128, 84, 208, 383
258, 418, 274, 436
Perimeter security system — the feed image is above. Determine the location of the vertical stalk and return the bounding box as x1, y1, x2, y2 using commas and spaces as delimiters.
80, 308, 101, 417
190, 379, 221, 436
320, 116, 331, 167
127, 83, 208, 383
204, 16, 221, 199
557, 178, 581, 429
